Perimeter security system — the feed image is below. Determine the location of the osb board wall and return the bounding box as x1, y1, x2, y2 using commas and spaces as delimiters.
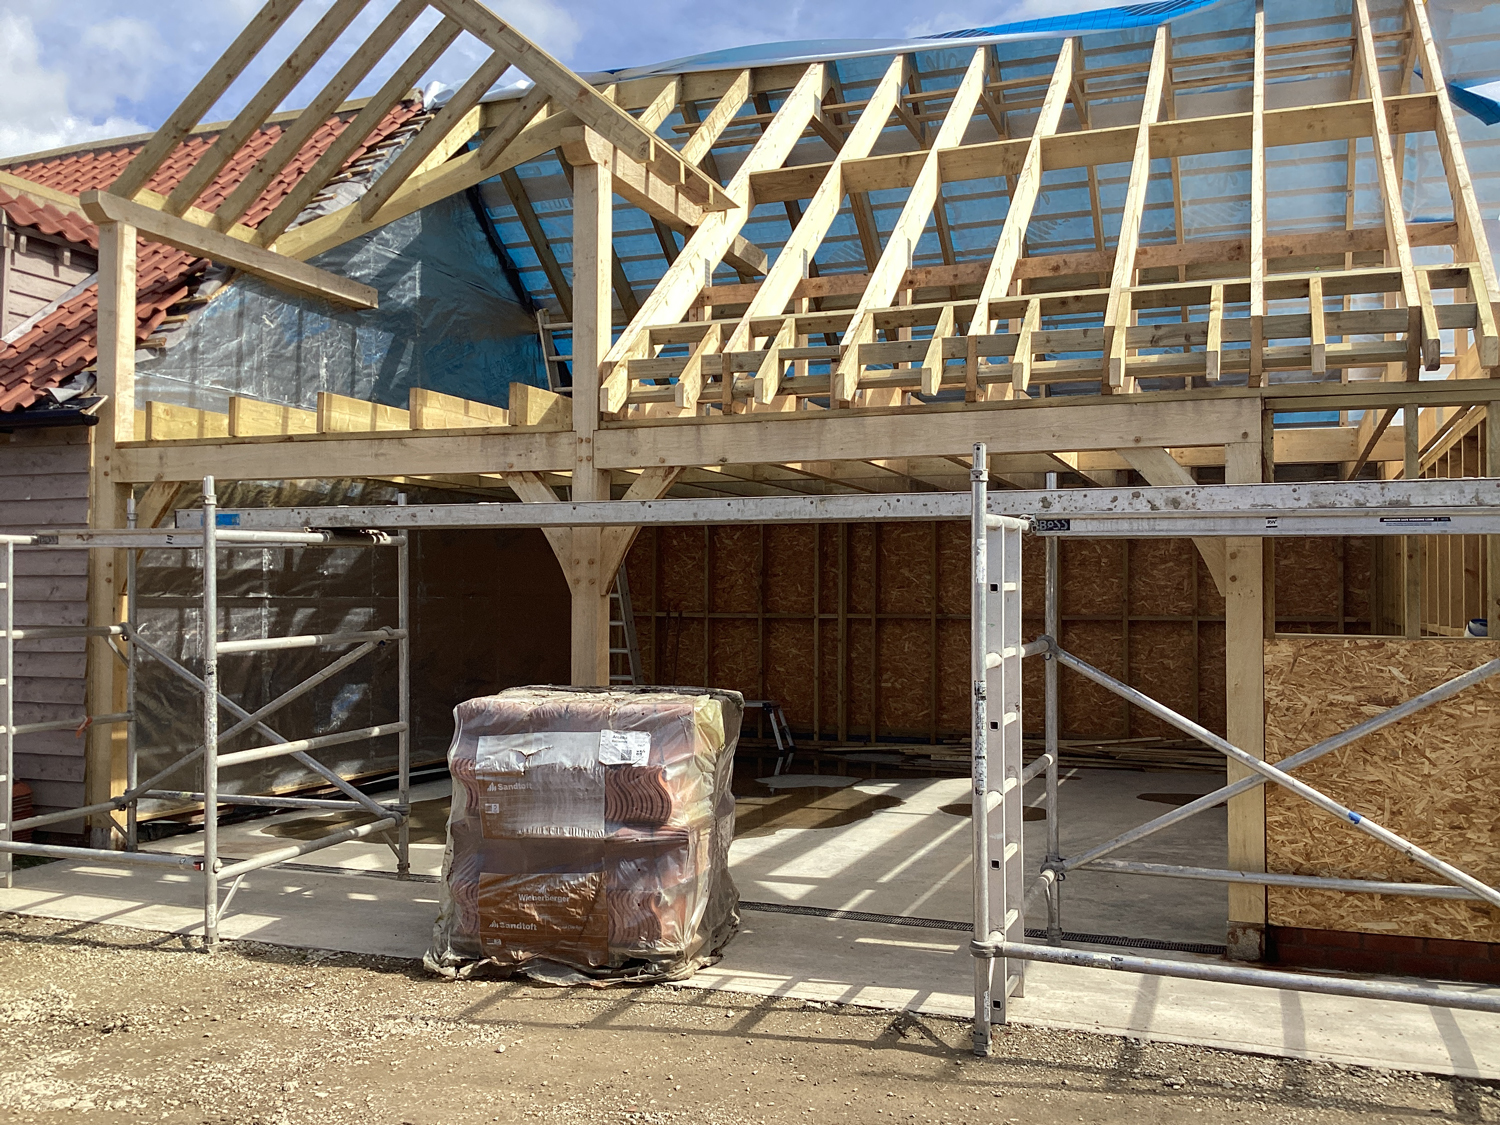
1265, 637, 1500, 942
623, 525, 1373, 745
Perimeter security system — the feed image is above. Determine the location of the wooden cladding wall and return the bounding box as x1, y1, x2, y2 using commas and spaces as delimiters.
623, 523, 1375, 744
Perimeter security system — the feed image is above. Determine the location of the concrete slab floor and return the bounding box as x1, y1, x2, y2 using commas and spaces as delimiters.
1, 767, 1496, 1079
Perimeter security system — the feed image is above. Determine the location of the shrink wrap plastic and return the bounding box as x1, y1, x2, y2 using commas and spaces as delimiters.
425, 686, 742, 982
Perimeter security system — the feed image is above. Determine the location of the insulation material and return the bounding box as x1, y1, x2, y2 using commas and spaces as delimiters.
1264, 637, 1500, 942
427, 686, 743, 982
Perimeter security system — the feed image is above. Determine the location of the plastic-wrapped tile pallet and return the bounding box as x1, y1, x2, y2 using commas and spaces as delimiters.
425, 687, 743, 982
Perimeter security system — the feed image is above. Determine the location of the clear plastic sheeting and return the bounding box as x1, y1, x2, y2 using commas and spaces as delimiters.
133, 479, 407, 817
426, 687, 743, 983
132, 193, 545, 414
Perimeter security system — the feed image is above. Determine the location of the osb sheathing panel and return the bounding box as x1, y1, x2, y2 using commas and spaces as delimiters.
1265, 637, 1500, 941
658, 527, 706, 613
709, 616, 759, 699
1061, 539, 1125, 616
878, 522, 934, 614
936, 522, 968, 616
658, 615, 704, 687
1061, 620, 1128, 739
712, 525, 762, 613
936, 619, 969, 733
1345, 538, 1373, 624
764, 525, 815, 615
846, 617, 874, 738
879, 619, 934, 736
848, 524, 876, 615
765, 619, 816, 727
1129, 620, 1199, 739
1130, 539, 1196, 617
1197, 622, 1227, 736
1275, 538, 1343, 619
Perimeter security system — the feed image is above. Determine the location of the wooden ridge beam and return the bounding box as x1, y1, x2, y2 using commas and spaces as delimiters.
79, 189, 377, 309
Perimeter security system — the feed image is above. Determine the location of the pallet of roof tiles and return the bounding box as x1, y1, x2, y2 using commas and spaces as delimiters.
426, 686, 743, 983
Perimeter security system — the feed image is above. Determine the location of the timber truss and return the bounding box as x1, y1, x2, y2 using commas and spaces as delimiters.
94, 0, 1500, 506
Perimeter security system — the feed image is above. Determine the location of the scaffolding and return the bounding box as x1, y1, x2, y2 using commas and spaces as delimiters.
967, 443, 1500, 1055
4, 465, 1500, 1035
0, 477, 411, 945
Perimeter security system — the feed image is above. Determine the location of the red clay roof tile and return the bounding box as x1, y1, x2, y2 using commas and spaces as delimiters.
0, 103, 420, 413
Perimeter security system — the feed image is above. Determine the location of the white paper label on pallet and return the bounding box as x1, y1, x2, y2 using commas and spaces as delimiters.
597, 729, 650, 766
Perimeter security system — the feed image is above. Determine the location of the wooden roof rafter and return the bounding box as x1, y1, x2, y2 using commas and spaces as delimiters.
80, 0, 733, 311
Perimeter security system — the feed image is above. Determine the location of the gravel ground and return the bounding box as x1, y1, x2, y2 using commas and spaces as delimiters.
0, 913, 1496, 1124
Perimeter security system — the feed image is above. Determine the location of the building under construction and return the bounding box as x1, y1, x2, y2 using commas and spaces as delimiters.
0, 0, 1498, 1058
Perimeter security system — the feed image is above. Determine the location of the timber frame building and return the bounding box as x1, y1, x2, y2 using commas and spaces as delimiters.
1, 0, 1498, 966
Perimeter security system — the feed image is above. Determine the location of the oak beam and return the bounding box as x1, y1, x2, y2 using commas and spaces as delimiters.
80, 190, 377, 309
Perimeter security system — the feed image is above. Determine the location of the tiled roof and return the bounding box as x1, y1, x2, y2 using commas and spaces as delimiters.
0, 103, 421, 413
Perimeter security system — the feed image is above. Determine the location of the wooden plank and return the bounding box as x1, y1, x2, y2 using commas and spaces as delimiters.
408, 388, 509, 430
1472, 265, 1500, 368
1224, 440, 1266, 957
1104, 27, 1170, 390
109, 0, 305, 200
833, 48, 989, 404
79, 190, 377, 310
750, 316, 798, 405
145, 402, 230, 441
85, 220, 134, 845
359, 49, 515, 222
1405, 0, 1500, 298
316, 391, 409, 432
227, 397, 318, 437
509, 382, 573, 430
212, 0, 427, 231
675, 322, 724, 411
1012, 298, 1040, 394
599, 64, 827, 414
166, 0, 369, 218
920, 303, 955, 396
500, 168, 572, 318
964, 42, 1077, 379
681, 70, 750, 169
1249, 3, 1267, 389
254, 17, 464, 247
1308, 275, 1326, 375
475, 85, 553, 169
1354, 0, 1423, 376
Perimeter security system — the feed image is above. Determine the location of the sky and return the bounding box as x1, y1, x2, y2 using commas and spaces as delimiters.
0, 0, 1122, 162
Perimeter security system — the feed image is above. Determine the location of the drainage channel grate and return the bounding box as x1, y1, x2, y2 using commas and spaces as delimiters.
738, 900, 1226, 957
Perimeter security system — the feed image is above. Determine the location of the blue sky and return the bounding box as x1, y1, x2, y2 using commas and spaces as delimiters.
0, 0, 1118, 160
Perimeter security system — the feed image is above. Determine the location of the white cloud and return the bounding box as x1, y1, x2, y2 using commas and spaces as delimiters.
0, 10, 148, 160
